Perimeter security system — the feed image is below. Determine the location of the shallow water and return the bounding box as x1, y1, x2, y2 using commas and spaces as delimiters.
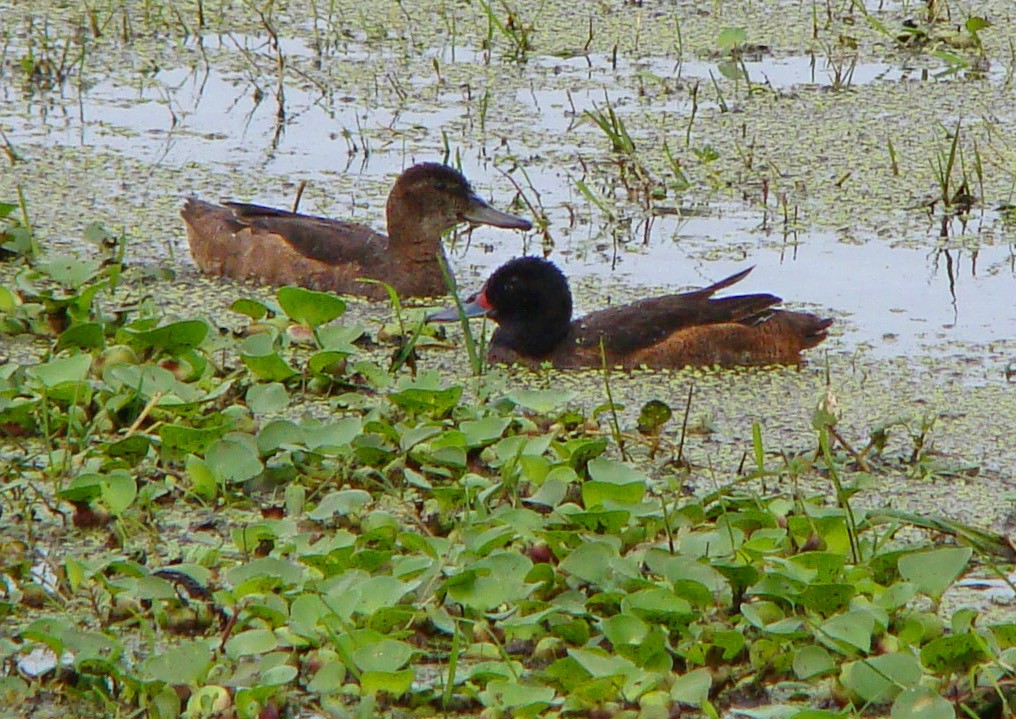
1, 2, 1014, 366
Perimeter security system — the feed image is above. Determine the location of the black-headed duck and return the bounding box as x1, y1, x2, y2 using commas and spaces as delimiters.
429, 256, 833, 369
181, 163, 532, 299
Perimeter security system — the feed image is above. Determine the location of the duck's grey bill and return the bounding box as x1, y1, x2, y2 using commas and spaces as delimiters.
462, 197, 533, 230
426, 298, 489, 322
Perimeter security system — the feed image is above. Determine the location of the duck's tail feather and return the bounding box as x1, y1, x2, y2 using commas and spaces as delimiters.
684, 266, 754, 299
767, 310, 834, 349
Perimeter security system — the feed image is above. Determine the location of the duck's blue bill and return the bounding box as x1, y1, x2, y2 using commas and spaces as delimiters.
426, 298, 489, 322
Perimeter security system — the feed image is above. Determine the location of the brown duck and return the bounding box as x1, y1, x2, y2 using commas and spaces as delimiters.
181, 163, 532, 299
428, 256, 833, 369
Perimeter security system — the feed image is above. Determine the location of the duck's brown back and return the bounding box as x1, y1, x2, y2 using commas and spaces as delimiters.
181, 199, 449, 298
622, 310, 833, 368
570, 292, 779, 359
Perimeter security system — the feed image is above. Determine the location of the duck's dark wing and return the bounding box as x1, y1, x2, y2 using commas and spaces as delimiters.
570, 269, 778, 358
573, 293, 779, 358
224, 202, 320, 221
223, 201, 387, 265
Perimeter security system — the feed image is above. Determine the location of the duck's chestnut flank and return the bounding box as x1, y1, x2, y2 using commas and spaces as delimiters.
181, 163, 532, 299
429, 256, 833, 369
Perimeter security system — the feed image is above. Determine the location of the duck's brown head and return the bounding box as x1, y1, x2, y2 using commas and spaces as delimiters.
385, 163, 532, 246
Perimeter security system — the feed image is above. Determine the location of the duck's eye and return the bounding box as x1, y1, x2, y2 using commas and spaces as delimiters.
505, 277, 531, 299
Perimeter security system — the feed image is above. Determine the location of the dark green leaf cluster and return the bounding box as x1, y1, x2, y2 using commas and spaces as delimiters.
1, 244, 1011, 719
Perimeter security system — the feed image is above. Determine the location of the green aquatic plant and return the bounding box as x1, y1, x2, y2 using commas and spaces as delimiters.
662, 140, 692, 193
583, 101, 661, 207
4, 262, 1013, 718
358, 278, 430, 375
584, 102, 636, 157
15, 17, 78, 89
476, 0, 537, 63
929, 119, 979, 215
714, 26, 749, 87
436, 254, 486, 376
573, 176, 616, 222
0, 190, 37, 261
0, 127, 24, 165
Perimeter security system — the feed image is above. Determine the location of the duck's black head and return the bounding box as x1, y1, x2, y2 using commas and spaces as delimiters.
479, 256, 573, 358
428, 256, 574, 358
